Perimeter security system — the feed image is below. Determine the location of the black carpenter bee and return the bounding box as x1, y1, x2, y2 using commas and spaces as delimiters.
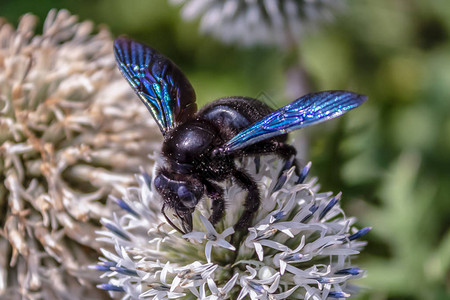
114, 37, 367, 234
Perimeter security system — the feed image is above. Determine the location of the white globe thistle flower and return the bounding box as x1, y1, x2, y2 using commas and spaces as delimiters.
0, 10, 160, 299
170, 0, 345, 46
95, 156, 369, 299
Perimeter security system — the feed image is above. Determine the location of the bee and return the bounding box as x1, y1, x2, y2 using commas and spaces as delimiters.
114, 37, 367, 234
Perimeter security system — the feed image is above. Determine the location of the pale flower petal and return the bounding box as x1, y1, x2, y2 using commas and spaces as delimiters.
205, 242, 213, 263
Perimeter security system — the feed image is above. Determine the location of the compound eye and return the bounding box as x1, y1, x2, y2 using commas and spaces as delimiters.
154, 174, 166, 191
177, 185, 197, 209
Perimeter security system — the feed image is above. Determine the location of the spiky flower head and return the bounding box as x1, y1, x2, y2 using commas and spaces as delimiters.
96, 156, 370, 299
0, 10, 160, 299
170, 0, 344, 46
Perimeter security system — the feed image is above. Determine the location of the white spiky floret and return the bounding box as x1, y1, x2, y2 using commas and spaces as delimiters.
0, 9, 160, 299
170, 0, 345, 46
95, 155, 369, 299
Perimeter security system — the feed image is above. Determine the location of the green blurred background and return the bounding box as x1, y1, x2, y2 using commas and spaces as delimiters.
1, 0, 449, 299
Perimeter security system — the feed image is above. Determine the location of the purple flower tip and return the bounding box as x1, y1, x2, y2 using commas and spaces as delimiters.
111, 195, 139, 217
105, 223, 131, 241
335, 268, 363, 276
97, 284, 125, 292
348, 227, 372, 241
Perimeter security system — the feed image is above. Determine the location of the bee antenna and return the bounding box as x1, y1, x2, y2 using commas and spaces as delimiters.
161, 204, 185, 234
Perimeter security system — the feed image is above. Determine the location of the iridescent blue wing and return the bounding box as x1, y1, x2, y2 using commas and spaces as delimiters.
114, 37, 197, 135
223, 91, 367, 153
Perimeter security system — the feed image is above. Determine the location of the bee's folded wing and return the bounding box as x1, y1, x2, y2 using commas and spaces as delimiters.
223, 91, 367, 153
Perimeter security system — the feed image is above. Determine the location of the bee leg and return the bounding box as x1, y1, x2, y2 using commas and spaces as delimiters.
245, 141, 301, 190
204, 181, 225, 225
232, 169, 260, 233
254, 156, 261, 173
272, 143, 300, 192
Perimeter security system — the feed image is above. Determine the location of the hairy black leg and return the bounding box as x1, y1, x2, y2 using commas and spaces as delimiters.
204, 180, 225, 225
232, 169, 260, 232
241, 140, 302, 190
244, 141, 299, 174
271, 143, 300, 191
254, 156, 261, 173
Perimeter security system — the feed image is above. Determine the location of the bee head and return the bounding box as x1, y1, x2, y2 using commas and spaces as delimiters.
154, 170, 204, 233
